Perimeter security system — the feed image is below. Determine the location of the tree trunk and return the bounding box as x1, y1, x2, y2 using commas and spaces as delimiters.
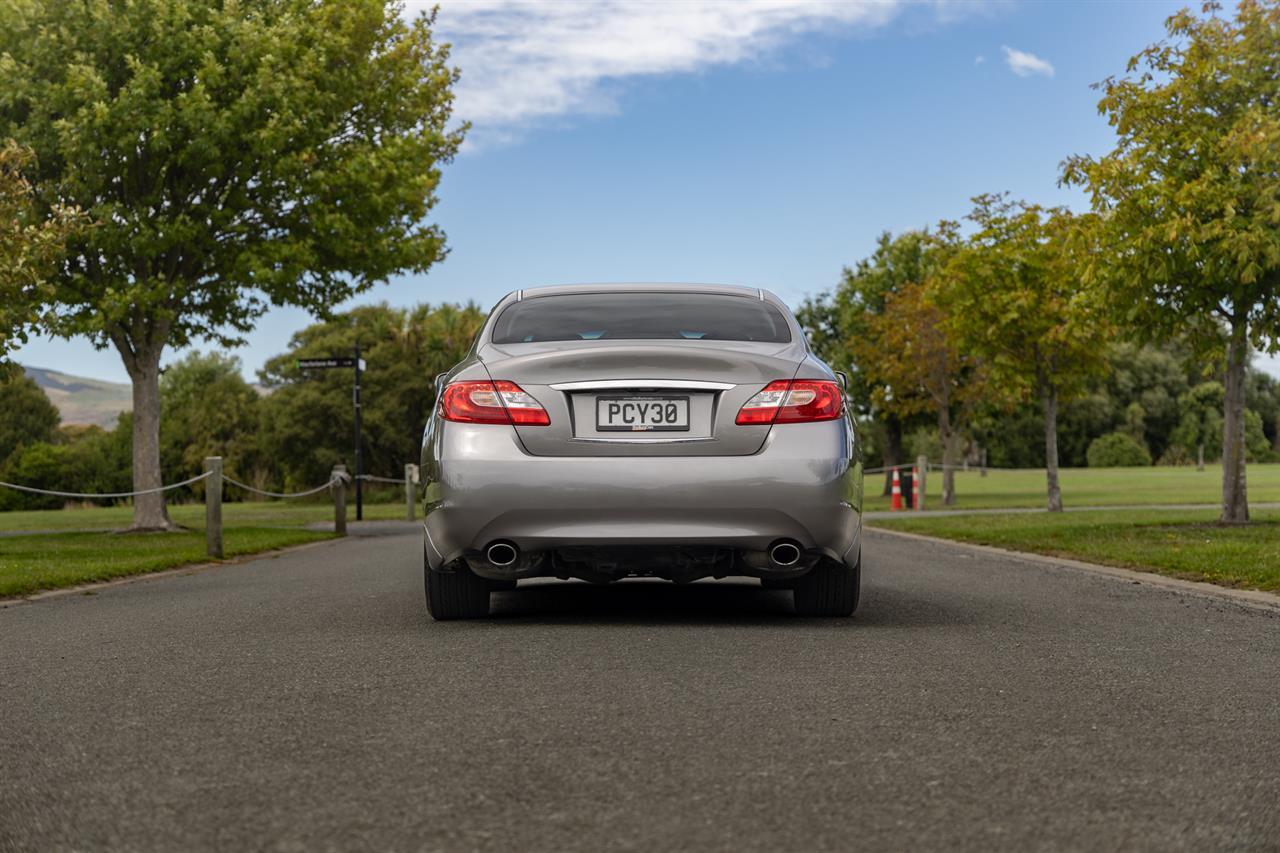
939, 408, 956, 506
1197, 444, 1205, 472
113, 332, 174, 531
1042, 382, 1063, 512
1221, 319, 1249, 524
882, 415, 903, 496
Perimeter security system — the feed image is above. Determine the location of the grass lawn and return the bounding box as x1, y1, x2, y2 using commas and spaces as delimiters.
0, 497, 414, 598
862, 463, 1280, 512
0, 527, 335, 598
0, 499, 410, 533
869, 508, 1280, 592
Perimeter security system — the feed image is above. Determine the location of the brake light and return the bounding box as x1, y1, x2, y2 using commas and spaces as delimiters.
439, 380, 551, 426
735, 379, 843, 425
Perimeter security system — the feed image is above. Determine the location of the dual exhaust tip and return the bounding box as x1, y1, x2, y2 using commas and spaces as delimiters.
486, 539, 803, 569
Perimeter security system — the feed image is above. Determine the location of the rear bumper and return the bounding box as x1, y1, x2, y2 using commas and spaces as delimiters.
421, 421, 863, 573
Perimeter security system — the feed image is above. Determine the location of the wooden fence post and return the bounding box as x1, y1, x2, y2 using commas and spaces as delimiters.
332, 464, 348, 536
405, 463, 416, 521
205, 456, 223, 558
915, 454, 928, 511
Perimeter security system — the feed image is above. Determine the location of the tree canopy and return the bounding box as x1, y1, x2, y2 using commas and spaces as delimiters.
0, 0, 465, 528
936, 197, 1112, 510
1062, 0, 1280, 521
0, 369, 60, 466
0, 141, 82, 357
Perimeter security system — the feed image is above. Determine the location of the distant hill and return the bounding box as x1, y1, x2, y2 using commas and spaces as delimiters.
23, 365, 131, 428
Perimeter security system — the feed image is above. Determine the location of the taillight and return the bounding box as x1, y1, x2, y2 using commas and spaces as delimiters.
735, 379, 843, 425
439, 380, 550, 426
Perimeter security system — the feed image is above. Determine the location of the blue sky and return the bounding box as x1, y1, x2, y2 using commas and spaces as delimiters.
19, 0, 1279, 381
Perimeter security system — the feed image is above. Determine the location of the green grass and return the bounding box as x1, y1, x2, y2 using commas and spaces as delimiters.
0, 497, 414, 597
870, 508, 1280, 592
863, 463, 1280, 512
0, 527, 335, 598
0, 499, 409, 533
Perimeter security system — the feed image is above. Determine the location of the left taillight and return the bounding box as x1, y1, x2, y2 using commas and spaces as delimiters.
735, 379, 843, 425
438, 380, 550, 426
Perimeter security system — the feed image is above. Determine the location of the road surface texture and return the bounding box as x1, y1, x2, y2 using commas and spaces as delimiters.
2, 525, 1278, 852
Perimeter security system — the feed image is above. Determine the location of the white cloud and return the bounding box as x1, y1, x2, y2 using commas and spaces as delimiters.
1001, 45, 1054, 77
974, 54, 986, 65
411, 1, 987, 141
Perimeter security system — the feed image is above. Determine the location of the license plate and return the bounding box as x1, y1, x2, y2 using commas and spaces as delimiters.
596, 395, 689, 432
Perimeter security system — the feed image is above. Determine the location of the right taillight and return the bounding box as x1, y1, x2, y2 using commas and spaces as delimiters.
439, 380, 550, 426
735, 379, 843, 425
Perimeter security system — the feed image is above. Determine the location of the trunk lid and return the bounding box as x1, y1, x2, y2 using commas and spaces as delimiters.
477, 340, 805, 456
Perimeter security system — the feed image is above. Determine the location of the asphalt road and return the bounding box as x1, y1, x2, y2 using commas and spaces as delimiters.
2, 526, 1278, 852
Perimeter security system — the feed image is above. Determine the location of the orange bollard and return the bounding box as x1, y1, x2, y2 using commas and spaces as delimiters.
890, 468, 903, 511
911, 465, 920, 510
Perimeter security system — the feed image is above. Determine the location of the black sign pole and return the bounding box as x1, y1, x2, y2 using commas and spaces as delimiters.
354, 341, 363, 522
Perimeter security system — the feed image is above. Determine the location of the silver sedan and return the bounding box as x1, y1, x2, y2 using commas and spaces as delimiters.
419, 284, 864, 619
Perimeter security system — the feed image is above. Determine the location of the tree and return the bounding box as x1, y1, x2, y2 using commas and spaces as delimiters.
160, 352, 263, 494
854, 268, 987, 506
1170, 382, 1225, 467
938, 198, 1112, 511
0, 141, 82, 357
798, 231, 936, 494
0, 0, 465, 529
0, 369, 61, 466
258, 302, 484, 488
1062, 0, 1280, 523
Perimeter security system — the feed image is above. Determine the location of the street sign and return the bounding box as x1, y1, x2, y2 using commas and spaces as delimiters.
297, 357, 367, 371
297, 349, 368, 520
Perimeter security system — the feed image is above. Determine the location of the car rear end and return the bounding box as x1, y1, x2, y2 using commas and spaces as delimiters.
420, 285, 864, 618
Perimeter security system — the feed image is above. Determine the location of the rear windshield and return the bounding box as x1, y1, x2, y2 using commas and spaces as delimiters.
491, 292, 793, 344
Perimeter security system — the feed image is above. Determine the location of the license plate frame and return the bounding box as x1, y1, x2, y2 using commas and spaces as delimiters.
595, 395, 690, 432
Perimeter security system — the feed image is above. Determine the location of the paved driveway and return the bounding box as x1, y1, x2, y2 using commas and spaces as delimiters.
2, 526, 1277, 851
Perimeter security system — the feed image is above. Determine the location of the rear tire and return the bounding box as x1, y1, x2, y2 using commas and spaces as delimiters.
425, 557, 491, 620
792, 551, 860, 617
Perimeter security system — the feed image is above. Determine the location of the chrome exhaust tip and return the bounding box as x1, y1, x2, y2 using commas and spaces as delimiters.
768, 540, 802, 568
485, 541, 519, 568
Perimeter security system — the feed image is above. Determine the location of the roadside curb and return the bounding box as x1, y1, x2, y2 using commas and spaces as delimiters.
0, 537, 341, 609
865, 525, 1280, 615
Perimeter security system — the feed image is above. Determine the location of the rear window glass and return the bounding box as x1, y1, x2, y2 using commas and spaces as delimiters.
491, 293, 793, 344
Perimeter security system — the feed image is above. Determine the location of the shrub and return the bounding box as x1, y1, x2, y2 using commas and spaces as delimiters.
1157, 444, 1193, 467
1087, 432, 1152, 467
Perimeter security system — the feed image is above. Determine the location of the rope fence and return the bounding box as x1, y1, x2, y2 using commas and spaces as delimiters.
222, 472, 349, 500
0, 470, 213, 500
0, 458, 420, 559
865, 462, 1011, 475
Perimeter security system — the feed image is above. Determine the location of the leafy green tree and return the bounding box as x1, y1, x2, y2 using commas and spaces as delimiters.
160, 352, 263, 494
0, 141, 83, 357
1244, 409, 1274, 462
855, 271, 988, 505
1062, 0, 1280, 523
258, 302, 484, 488
0, 369, 60, 466
1246, 370, 1280, 451
0, 441, 69, 509
1170, 382, 1225, 468
799, 230, 936, 493
0, 0, 464, 529
937, 198, 1111, 511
